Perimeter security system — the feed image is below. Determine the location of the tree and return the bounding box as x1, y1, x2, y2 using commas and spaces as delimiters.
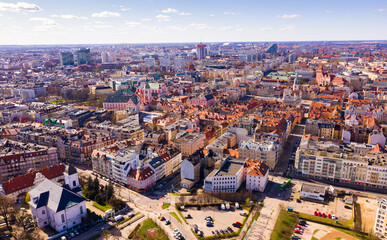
0, 196, 15, 229
104, 182, 114, 202
86, 176, 93, 190
92, 177, 100, 192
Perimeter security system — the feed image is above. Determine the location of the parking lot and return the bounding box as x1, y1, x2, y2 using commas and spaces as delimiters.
182, 205, 246, 237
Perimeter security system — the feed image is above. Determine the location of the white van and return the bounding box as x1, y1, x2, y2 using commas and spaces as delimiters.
221, 204, 225, 210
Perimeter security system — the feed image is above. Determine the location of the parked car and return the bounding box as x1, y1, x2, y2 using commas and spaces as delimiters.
298, 220, 306, 226
197, 206, 201, 210
227, 227, 233, 232
215, 230, 220, 235
345, 205, 352, 209
160, 216, 165, 221
332, 214, 336, 220
186, 214, 192, 219
220, 229, 224, 234
198, 231, 203, 237
165, 220, 171, 225
297, 199, 301, 203
328, 214, 332, 218
294, 229, 301, 234
322, 213, 327, 218
314, 211, 318, 216
211, 231, 215, 235
318, 212, 322, 217
221, 204, 225, 210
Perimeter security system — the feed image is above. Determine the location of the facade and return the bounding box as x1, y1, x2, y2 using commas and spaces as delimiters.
28, 165, 86, 232
244, 160, 269, 192
180, 158, 201, 189
136, 82, 167, 104
0, 140, 59, 181
112, 151, 139, 184
76, 48, 90, 65
148, 157, 166, 182
196, 44, 206, 60
190, 94, 216, 106
204, 158, 245, 193
175, 132, 206, 156
70, 134, 115, 163
127, 165, 155, 192
238, 140, 279, 170
59, 52, 74, 66
374, 199, 387, 238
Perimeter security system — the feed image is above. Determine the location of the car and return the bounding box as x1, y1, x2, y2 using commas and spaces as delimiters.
328, 214, 332, 218
224, 229, 229, 234
74, 230, 79, 235
220, 229, 224, 234
197, 206, 201, 210
215, 230, 220, 235
160, 216, 166, 221
291, 234, 300, 239
345, 205, 352, 209
297, 199, 301, 203
318, 212, 322, 217
206, 221, 213, 227
186, 214, 192, 219
61, 236, 67, 240
298, 220, 306, 226
294, 229, 301, 234
198, 231, 203, 237
69, 232, 75, 238
322, 213, 327, 218
314, 211, 318, 216
212, 231, 215, 235
332, 214, 336, 220
227, 227, 233, 232
165, 220, 171, 225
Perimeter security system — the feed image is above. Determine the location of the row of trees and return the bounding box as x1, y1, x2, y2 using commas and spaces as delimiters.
82, 176, 126, 211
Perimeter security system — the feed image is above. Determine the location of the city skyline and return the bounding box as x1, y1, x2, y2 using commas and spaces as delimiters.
0, 0, 386, 45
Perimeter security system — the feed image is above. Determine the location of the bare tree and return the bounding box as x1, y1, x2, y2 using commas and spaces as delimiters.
0, 196, 15, 229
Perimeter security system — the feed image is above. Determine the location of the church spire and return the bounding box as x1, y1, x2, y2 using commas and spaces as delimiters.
293, 72, 299, 91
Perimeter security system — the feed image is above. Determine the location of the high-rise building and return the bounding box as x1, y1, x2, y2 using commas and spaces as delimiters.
101, 52, 117, 63
76, 48, 91, 65
374, 199, 387, 238
196, 43, 206, 60
59, 52, 74, 66
265, 44, 278, 54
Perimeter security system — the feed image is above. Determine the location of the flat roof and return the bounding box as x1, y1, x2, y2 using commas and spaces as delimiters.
301, 183, 326, 194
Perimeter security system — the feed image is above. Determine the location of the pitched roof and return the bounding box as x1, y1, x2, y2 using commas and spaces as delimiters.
1, 164, 65, 195
29, 179, 85, 213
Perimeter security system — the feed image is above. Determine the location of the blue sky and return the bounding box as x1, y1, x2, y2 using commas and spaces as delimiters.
0, 0, 386, 45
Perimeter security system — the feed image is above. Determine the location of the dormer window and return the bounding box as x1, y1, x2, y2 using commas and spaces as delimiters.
33, 197, 39, 204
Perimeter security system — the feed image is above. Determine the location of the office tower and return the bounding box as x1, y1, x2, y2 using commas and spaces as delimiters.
76, 48, 91, 65
196, 43, 206, 60
101, 52, 117, 63
288, 54, 297, 63
265, 44, 278, 54
59, 52, 74, 66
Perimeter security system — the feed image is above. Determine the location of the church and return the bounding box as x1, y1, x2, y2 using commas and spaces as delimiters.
28, 164, 87, 232
282, 72, 302, 105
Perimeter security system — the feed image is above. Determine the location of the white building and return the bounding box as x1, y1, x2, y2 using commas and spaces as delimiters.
173, 57, 185, 70
374, 199, 387, 238
180, 158, 201, 189
159, 57, 171, 67
144, 57, 156, 67
204, 158, 245, 193
244, 160, 269, 192
28, 165, 86, 232
300, 183, 326, 202
101, 52, 117, 63
112, 151, 139, 184
238, 140, 279, 170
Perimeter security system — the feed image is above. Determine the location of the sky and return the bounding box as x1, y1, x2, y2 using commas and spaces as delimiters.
0, 0, 386, 45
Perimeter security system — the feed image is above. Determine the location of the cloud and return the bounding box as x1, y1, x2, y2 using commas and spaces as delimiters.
126, 21, 141, 27
0, 1, 41, 12
91, 11, 120, 18
209, 14, 215, 17
325, 10, 332, 14
190, 23, 211, 30
142, 18, 152, 21
166, 25, 185, 31
219, 25, 232, 31
161, 8, 178, 14
224, 11, 240, 15
375, 8, 387, 12
29, 17, 58, 26
277, 14, 300, 19
156, 14, 171, 22
120, 6, 131, 11
51, 14, 87, 20
179, 12, 191, 16
280, 25, 295, 31
260, 27, 271, 32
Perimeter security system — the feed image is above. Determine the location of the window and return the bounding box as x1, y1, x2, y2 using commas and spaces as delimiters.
61, 214, 65, 223
80, 206, 83, 214
42, 210, 45, 215
73, 180, 76, 187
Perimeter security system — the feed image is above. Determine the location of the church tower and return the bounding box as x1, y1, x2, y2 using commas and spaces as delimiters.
293, 72, 300, 91
64, 164, 81, 194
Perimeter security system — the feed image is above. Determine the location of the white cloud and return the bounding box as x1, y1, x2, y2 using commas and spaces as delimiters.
166, 25, 185, 31
219, 25, 232, 31
260, 27, 271, 32
29, 17, 58, 26
325, 10, 332, 14
179, 12, 191, 16
51, 14, 87, 20
0, 2, 41, 12
161, 8, 178, 14
209, 14, 215, 17
126, 21, 141, 27
142, 18, 152, 21
224, 11, 240, 15
91, 11, 120, 18
375, 8, 387, 12
190, 23, 211, 30
280, 25, 295, 31
156, 14, 171, 22
120, 6, 131, 11
277, 14, 300, 19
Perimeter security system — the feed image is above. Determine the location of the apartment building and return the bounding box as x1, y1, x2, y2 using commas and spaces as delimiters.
174, 132, 205, 156
0, 140, 59, 181
244, 159, 269, 192
374, 199, 387, 238
238, 140, 279, 169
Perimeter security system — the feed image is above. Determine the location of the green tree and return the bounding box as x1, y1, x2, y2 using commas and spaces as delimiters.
86, 176, 93, 190
104, 182, 114, 202
92, 177, 100, 192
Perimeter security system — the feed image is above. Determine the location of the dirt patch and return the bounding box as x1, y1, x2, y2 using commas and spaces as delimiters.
146, 228, 157, 238
357, 197, 378, 233
320, 229, 359, 240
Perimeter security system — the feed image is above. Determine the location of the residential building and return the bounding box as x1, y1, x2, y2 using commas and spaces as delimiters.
148, 157, 165, 182
174, 132, 205, 156
196, 44, 206, 60
374, 199, 387, 238
238, 140, 279, 170
127, 164, 155, 192
190, 94, 216, 106
180, 157, 201, 190
244, 159, 269, 192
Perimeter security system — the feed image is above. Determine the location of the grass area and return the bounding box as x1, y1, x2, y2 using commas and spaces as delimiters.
298, 212, 353, 229
161, 203, 170, 209
169, 212, 182, 224
177, 210, 188, 224
311, 237, 318, 240
271, 209, 299, 240
331, 226, 377, 240
92, 201, 112, 212
128, 218, 168, 240
171, 192, 180, 196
